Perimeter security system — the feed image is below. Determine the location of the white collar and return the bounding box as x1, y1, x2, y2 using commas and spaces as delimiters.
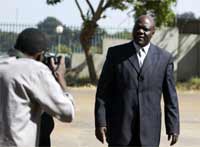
133, 41, 150, 54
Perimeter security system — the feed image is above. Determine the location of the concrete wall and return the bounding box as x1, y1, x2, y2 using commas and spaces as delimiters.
71, 39, 129, 77
70, 27, 200, 81
177, 39, 200, 81
151, 27, 179, 54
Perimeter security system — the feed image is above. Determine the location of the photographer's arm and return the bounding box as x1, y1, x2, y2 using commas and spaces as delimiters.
50, 56, 68, 91
30, 56, 74, 122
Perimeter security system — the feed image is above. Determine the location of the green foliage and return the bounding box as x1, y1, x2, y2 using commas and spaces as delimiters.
46, 0, 177, 28
55, 44, 72, 54
91, 46, 102, 54
111, 29, 132, 39
133, 0, 177, 27
65, 75, 94, 87
47, 0, 134, 10
109, 0, 134, 10
38, 17, 62, 33
47, 0, 62, 5
46, 0, 177, 83
190, 77, 200, 85
0, 31, 18, 52
37, 17, 62, 49
177, 12, 196, 20
37, 17, 81, 53
177, 77, 200, 91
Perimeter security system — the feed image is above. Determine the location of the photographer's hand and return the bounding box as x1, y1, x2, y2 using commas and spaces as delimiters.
50, 56, 67, 91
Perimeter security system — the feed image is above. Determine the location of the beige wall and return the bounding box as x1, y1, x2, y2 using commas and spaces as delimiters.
71, 27, 200, 81
71, 39, 129, 77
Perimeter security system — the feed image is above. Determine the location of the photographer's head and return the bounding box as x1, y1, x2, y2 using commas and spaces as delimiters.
14, 28, 47, 61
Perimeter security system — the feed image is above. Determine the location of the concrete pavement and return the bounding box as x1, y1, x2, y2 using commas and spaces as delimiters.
51, 88, 200, 147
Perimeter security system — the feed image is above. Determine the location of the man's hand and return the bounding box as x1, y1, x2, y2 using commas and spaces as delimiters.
95, 127, 107, 144
168, 134, 179, 146
50, 56, 66, 77
50, 56, 67, 91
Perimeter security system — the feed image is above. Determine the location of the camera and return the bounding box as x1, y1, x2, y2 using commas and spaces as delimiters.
43, 52, 71, 71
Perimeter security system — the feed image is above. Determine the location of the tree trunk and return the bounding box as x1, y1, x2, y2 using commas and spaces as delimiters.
85, 49, 97, 84
80, 21, 98, 84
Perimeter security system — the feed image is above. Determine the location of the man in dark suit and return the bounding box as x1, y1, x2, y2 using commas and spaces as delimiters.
95, 15, 180, 147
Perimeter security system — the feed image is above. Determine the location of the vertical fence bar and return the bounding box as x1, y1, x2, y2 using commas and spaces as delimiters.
0, 23, 132, 55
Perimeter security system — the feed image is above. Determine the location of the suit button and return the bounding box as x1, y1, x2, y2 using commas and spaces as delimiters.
139, 75, 144, 81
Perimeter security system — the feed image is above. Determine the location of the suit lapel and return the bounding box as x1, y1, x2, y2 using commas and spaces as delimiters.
127, 42, 140, 74
140, 44, 158, 75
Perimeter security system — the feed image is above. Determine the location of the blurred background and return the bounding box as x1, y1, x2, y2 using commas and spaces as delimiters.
0, 0, 200, 86
0, 1, 200, 147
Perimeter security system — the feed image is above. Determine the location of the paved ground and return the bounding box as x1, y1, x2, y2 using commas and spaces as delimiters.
51, 88, 200, 147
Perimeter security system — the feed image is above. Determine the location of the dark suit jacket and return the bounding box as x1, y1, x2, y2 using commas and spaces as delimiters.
95, 41, 180, 146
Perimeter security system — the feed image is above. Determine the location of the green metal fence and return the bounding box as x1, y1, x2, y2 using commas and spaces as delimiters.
0, 23, 36, 55
0, 23, 132, 55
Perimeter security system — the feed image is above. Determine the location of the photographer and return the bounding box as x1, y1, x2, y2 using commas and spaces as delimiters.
0, 28, 75, 147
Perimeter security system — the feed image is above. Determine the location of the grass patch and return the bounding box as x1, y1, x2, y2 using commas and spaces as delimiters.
65, 75, 95, 87
65, 75, 200, 91
176, 77, 200, 91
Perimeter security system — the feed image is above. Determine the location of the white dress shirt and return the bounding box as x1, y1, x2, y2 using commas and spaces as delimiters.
0, 57, 74, 147
133, 42, 150, 68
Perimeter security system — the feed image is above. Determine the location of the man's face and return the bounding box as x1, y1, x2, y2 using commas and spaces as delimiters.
133, 16, 155, 47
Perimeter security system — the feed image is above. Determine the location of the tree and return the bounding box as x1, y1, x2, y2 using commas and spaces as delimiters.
56, 44, 72, 55
47, 0, 134, 84
177, 12, 196, 21
46, 0, 177, 84
37, 17, 81, 53
0, 31, 18, 52
133, 0, 177, 27
38, 17, 62, 49
176, 12, 199, 34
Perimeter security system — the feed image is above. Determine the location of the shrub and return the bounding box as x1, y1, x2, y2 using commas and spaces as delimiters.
65, 75, 95, 87
176, 77, 200, 90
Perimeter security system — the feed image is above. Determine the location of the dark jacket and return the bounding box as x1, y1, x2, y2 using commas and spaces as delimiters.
95, 41, 180, 146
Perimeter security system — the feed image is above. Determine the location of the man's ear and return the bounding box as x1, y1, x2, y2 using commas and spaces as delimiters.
152, 26, 155, 35
34, 51, 43, 61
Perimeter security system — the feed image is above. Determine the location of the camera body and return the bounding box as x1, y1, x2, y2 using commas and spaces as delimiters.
43, 52, 71, 70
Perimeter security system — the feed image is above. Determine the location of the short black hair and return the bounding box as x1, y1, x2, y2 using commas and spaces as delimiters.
14, 28, 47, 55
